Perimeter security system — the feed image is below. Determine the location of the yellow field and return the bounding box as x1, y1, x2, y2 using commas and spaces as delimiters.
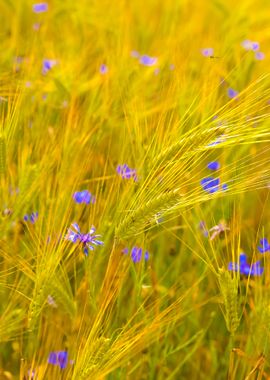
0, 0, 270, 379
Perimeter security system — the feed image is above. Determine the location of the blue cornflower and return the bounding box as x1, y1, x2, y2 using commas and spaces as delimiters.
33, 2, 48, 13
207, 161, 220, 171
139, 55, 157, 66
65, 223, 103, 256
222, 183, 228, 191
23, 212, 38, 223
99, 64, 108, 74
227, 88, 239, 99
117, 164, 137, 181
201, 48, 214, 57
241, 40, 259, 51
73, 190, 95, 205
251, 42, 260, 51
258, 238, 270, 253
42, 59, 57, 75
30, 212, 38, 223
130, 51, 157, 66
123, 246, 149, 263
255, 52, 265, 60
199, 221, 209, 237
200, 177, 220, 193
48, 351, 68, 370
228, 253, 264, 276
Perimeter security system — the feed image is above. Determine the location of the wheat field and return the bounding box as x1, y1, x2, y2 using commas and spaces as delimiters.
1, 0, 270, 379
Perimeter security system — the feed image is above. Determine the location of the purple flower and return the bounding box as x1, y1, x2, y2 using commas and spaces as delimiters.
241, 40, 252, 50
258, 238, 270, 253
48, 351, 68, 370
23, 212, 38, 223
200, 177, 220, 193
255, 52, 265, 60
241, 40, 259, 51
201, 48, 214, 57
30, 212, 38, 223
144, 251, 149, 260
73, 190, 94, 205
48, 352, 57, 365
99, 64, 108, 74
251, 42, 260, 51
117, 164, 137, 181
58, 352, 68, 369
228, 253, 264, 276
123, 246, 149, 263
207, 161, 220, 171
139, 55, 157, 66
42, 59, 57, 75
130, 51, 157, 66
199, 221, 209, 237
33, 2, 48, 13
222, 183, 228, 191
65, 223, 103, 256
227, 88, 239, 99
131, 247, 143, 263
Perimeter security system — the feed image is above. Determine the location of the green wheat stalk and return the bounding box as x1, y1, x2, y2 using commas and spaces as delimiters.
0, 133, 7, 177
115, 189, 182, 239
218, 268, 240, 336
